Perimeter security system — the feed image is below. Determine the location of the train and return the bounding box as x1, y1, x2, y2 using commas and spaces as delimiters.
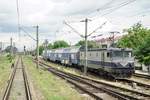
42, 46, 135, 79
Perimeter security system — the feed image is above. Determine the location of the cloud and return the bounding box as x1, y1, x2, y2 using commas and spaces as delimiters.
0, 0, 150, 50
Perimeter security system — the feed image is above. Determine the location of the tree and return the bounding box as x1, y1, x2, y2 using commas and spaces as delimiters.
75, 40, 99, 48
39, 45, 44, 55
117, 23, 150, 49
134, 35, 150, 65
117, 23, 150, 65
53, 40, 69, 49
48, 43, 53, 49
5, 46, 18, 53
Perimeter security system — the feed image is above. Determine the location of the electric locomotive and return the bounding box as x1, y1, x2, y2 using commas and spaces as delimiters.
42, 46, 134, 78
79, 47, 134, 78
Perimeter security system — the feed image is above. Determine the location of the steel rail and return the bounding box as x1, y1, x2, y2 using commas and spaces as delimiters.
21, 56, 32, 100
134, 73, 150, 79
39, 61, 150, 98
37, 61, 144, 100
2, 56, 20, 100
2, 56, 32, 100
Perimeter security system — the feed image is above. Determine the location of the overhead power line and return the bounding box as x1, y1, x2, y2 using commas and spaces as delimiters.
16, 0, 21, 39
100, 0, 137, 16
96, 0, 116, 12
91, 0, 137, 21
63, 21, 84, 38
20, 27, 37, 41
88, 22, 107, 37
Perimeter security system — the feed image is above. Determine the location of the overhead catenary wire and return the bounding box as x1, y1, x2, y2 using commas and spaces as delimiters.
96, 0, 117, 12
20, 27, 37, 41
101, 0, 137, 16
16, 0, 21, 40
88, 22, 107, 37
91, 0, 137, 21
128, 9, 150, 17
65, 0, 117, 23
63, 21, 84, 38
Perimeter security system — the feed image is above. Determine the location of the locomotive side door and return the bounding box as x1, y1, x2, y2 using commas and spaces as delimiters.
101, 51, 105, 67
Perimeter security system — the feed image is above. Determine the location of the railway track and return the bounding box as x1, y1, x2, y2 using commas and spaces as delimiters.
116, 78, 150, 89
37, 60, 150, 100
2, 56, 32, 100
133, 73, 150, 79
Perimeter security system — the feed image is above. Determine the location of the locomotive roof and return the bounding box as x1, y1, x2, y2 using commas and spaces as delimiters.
47, 46, 81, 53
63, 46, 81, 53
80, 47, 132, 52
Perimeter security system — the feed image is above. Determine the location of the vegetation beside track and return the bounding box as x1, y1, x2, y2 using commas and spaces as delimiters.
23, 56, 86, 100
0, 54, 13, 94
41, 58, 150, 95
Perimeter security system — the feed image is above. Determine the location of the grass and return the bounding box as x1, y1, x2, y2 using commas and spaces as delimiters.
0, 54, 12, 92
43, 60, 83, 76
23, 56, 86, 100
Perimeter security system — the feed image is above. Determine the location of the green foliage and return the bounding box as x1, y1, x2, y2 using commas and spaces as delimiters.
23, 56, 85, 100
0, 55, 11, 91
117, 23, 150, 49
117, 23, 150, 65
38, 40, 69, 55
75, 40, 99, 48
134, 35, 150, 65
48, 43, 53, 49
5, 46, 18, 53
53, 40, 69, 49
6, 54, 14, 63
39, 45, 44, 55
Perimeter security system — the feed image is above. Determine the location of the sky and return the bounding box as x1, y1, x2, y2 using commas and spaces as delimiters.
0, 0, 150, 51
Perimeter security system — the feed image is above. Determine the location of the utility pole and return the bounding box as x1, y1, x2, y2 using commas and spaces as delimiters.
44, 39, 48, 60
110, 31, 120, 47
0, 42, 2, 55
36, 25, 39, 69
84, 18, 88, 75
64, 19, 106, 75
13, 42, 15, 55
10, 37, 13, 56
81, 18, 90, 75
111, 32, 115, 47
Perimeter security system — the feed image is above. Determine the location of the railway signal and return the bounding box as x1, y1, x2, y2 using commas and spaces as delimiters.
24, 45, 26, 55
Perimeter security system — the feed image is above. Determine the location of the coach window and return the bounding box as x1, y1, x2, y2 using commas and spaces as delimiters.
71, 54, 74, 59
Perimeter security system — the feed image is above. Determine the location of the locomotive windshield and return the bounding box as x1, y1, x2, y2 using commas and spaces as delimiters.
112, 51, 132, 58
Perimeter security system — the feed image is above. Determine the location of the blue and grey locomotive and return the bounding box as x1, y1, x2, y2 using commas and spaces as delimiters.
42, 46, 134, 78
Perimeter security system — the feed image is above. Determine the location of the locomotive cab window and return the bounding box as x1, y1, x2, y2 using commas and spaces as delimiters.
107, 52, 112, 57
107, 52, 110, 57
124, 51, 132, 57
112, 50, 132, 58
